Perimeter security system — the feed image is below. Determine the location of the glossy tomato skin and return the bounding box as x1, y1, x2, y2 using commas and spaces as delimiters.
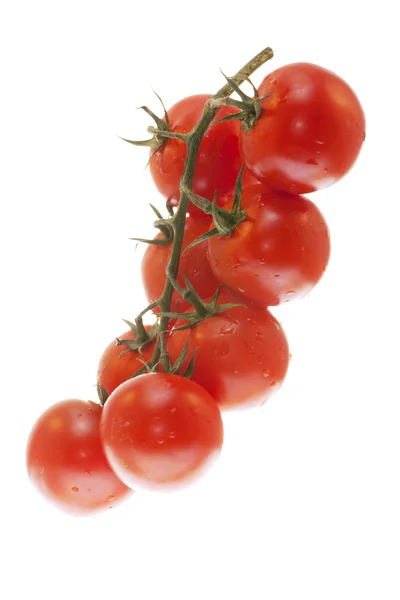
150, 94, 243, 218
97, 329, 155, 397
141, 217, 220, 314
240, 63, 366, 194
100, 373, 223, 491
168, 291, 290, 410
26, 400, 132, 516
208, 184, 330, 307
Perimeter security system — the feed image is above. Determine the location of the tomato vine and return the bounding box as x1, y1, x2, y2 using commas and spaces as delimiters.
114, 46, 275, 387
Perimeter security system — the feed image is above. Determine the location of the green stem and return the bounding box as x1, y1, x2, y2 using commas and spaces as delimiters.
155, 46, 274, 372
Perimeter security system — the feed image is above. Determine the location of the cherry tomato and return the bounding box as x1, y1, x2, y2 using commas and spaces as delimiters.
150, 94, 243, 218
100, 373, 223, 491
208, 184, 330, 307
240, 62, 366, 194
26, 400, 132, 515
141, 216, 220, 314
97, 328, 155, 397
168, 290, 289, 410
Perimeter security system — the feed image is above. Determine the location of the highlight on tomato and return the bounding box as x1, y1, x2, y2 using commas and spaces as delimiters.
100, 373, 224, 491
207, 184, 331, 307
168, 289, 290, 410
26, 400, 132, 516
149, 94, 243, 218
240, 62, 366, 194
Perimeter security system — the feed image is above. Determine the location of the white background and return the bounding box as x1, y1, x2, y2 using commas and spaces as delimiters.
1, 1, 399, 599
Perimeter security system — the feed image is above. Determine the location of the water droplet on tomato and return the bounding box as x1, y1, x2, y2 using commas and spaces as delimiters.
108, 495, 115, 502
219, 323, 235, 335
270, 381, 277, 388
263, 369, 271, 378
157, 438, 165, 445
256, 332, 264, 341
168, 431, 176, 439
85, 469, 92, 475
71, 487, 79, 493
306, 158, 318, 165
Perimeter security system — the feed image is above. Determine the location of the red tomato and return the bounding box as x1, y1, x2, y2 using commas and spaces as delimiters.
240, 63, 366, 194
97, 329, 155, 397
26, 400, 132, 515
100, 373, 223, 491
168, 290, 289, 410
150, 94, 243, 218
208, 184, 330, 307
141, 216, 220, 314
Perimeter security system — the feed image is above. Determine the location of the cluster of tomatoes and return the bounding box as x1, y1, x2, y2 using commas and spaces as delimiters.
26, 60, 365, 516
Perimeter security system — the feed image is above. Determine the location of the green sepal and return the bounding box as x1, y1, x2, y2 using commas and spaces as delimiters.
157, 311, 194, 320
122, 363, 152, 379
231, 165, 246, 217
152, 90, 170, 126
183, 227, 220, 253
220, 70, 253, 102
96, 384, 109, 406
149, 203, 164, 220
130, 236, 171, 246
166, 202, 175, 217
182, 349, 198, 379
170, 341, 190, 375
119, 136, 159, 148
138, 105, 168, 132
121, 319, 138, 336
212, 193, 232, 235
212, 111, 246, 126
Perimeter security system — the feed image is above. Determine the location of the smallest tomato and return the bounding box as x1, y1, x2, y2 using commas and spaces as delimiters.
97, 328, 155, 397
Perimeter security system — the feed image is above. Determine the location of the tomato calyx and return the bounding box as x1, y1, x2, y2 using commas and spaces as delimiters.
116, 319, 157, 353
181, 166, 247, 250
211, 73, 273, 132
121, 93, 188, 153
130, 203, 174, 247
160, 284, 246, 332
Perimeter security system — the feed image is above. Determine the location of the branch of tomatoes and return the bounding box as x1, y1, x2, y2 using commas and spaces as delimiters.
26, 47, 366, 513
